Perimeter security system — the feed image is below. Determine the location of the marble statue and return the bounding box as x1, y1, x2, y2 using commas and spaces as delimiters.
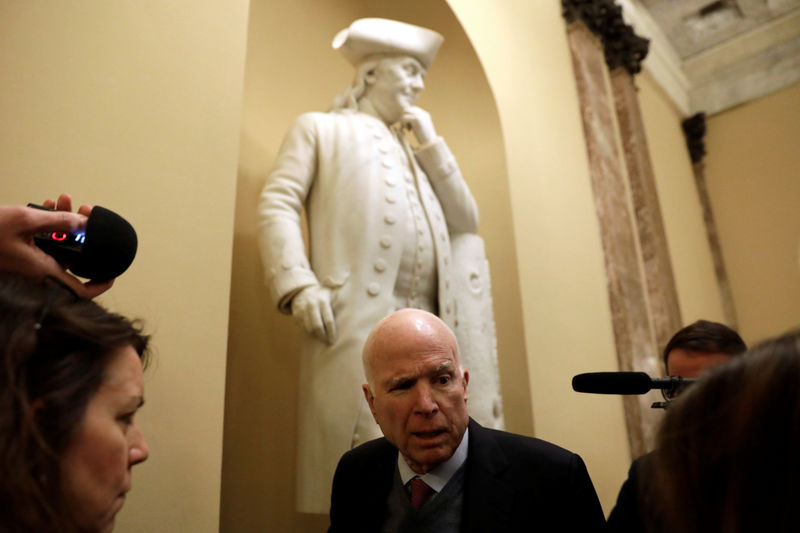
256, 17, 504, 514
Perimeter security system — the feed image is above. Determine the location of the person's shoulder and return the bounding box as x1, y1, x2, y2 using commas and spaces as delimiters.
471, 423, 593, 487
623, 450, 653, 482
333, 437, 396, 488
295, 109, 360, 122
289, 110, 363, 134
478, 424, 580, 463
630, 451, 652, 470
290, 111, 327, 128
468, 423, 605, 521
338, 436, 395, 466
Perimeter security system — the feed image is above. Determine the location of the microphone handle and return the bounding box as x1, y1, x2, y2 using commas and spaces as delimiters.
650, 376, 698, 390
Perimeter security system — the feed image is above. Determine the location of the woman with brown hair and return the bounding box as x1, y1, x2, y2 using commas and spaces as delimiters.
0, 274, 150, 532
646, 328, 800, 533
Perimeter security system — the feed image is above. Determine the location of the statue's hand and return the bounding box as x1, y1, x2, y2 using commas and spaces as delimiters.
401, 106, 437, 147
291, 285, 337, 345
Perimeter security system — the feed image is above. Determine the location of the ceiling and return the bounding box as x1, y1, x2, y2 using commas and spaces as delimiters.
620, 0, 800, 115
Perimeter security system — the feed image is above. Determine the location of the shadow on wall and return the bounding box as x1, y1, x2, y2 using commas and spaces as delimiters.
220, 0, 527, 531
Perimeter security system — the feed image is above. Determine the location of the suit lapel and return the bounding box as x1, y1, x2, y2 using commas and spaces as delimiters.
462, 419, 514, 532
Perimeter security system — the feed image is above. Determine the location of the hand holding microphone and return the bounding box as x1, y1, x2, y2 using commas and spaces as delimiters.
0, 194, 136, 298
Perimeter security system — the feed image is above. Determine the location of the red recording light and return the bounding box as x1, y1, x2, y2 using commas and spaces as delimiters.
51, 232, 67, 241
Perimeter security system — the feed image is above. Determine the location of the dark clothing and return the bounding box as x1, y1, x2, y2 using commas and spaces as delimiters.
381, 463, 464, 533
328, 419, 607, 532
607, 454, 652, 533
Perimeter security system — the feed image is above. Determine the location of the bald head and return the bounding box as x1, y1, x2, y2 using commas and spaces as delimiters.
361, 309, 469, 474
362, 309, 461, 387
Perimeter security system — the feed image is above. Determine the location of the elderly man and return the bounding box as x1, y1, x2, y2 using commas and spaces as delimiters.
607, 320, 747, 532
328, 309, 606, 532
257, 18, 496, 513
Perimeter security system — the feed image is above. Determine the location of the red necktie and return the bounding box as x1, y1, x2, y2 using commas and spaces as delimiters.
409, 477, 435, 509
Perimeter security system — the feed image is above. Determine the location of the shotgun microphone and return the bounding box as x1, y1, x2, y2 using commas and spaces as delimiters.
572, 372, 697, 396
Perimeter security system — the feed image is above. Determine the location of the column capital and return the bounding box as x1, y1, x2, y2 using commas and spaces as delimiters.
681, 113, 707, 164
562, 0, 649, 74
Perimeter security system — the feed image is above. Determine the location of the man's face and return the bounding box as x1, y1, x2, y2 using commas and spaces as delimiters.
363, 319, 469, 474
365, 55, 425, 124
666, 348, 733, 378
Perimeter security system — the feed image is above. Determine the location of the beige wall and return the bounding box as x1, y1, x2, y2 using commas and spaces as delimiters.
0, 2, 249, 532
705, 82, 800, 344
637, 71, 727, 325
447, 0, 630, 513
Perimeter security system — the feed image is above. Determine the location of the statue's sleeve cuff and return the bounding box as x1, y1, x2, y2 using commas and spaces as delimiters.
270, 268, 319, 314
414, 137, 458, 178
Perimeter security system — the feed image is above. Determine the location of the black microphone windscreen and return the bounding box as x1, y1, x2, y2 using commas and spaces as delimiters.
69, 206, 138, 280
572, 372, 653, 395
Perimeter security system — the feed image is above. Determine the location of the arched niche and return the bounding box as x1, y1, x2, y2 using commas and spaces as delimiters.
222, 0, 528, 530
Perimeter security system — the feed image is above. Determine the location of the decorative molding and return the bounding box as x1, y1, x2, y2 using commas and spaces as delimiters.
689, 33, 800, 115
617, 0, 691, 115
617, 1, 800, 116
562, 0, 614, 29
562, 0, 650, 75
681, 113, 707, 164
683, 9, 800, 80
603, 13, 650, 74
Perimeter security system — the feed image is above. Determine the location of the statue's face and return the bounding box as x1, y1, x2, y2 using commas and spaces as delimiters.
364, 55, 426, 124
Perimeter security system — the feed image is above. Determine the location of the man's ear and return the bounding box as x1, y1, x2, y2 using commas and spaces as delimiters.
364, 68, 377, 86
461, 369, 469, 401
362, 384, 378, 421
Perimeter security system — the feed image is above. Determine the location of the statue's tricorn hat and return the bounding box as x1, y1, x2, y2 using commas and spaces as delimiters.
332, 18, 444, 70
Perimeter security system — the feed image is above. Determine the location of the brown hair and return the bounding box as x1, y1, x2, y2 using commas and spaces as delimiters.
647, 328, 800, 533
0, 275, 149, 532
662, 319, 746, 371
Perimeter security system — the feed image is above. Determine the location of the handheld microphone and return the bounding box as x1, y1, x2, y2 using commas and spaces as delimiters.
30, 204, 138, 281
572, 372, 697, 396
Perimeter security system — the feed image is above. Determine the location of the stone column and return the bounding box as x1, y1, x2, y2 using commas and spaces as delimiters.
563, 7, 659, 457
605, 16, 683, 355
563, 0, 684, 457
682, 113, 738, 328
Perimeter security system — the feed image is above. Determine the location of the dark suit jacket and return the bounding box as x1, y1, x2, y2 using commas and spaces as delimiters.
328, 419, 607, 532
607, 453, 654, 533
